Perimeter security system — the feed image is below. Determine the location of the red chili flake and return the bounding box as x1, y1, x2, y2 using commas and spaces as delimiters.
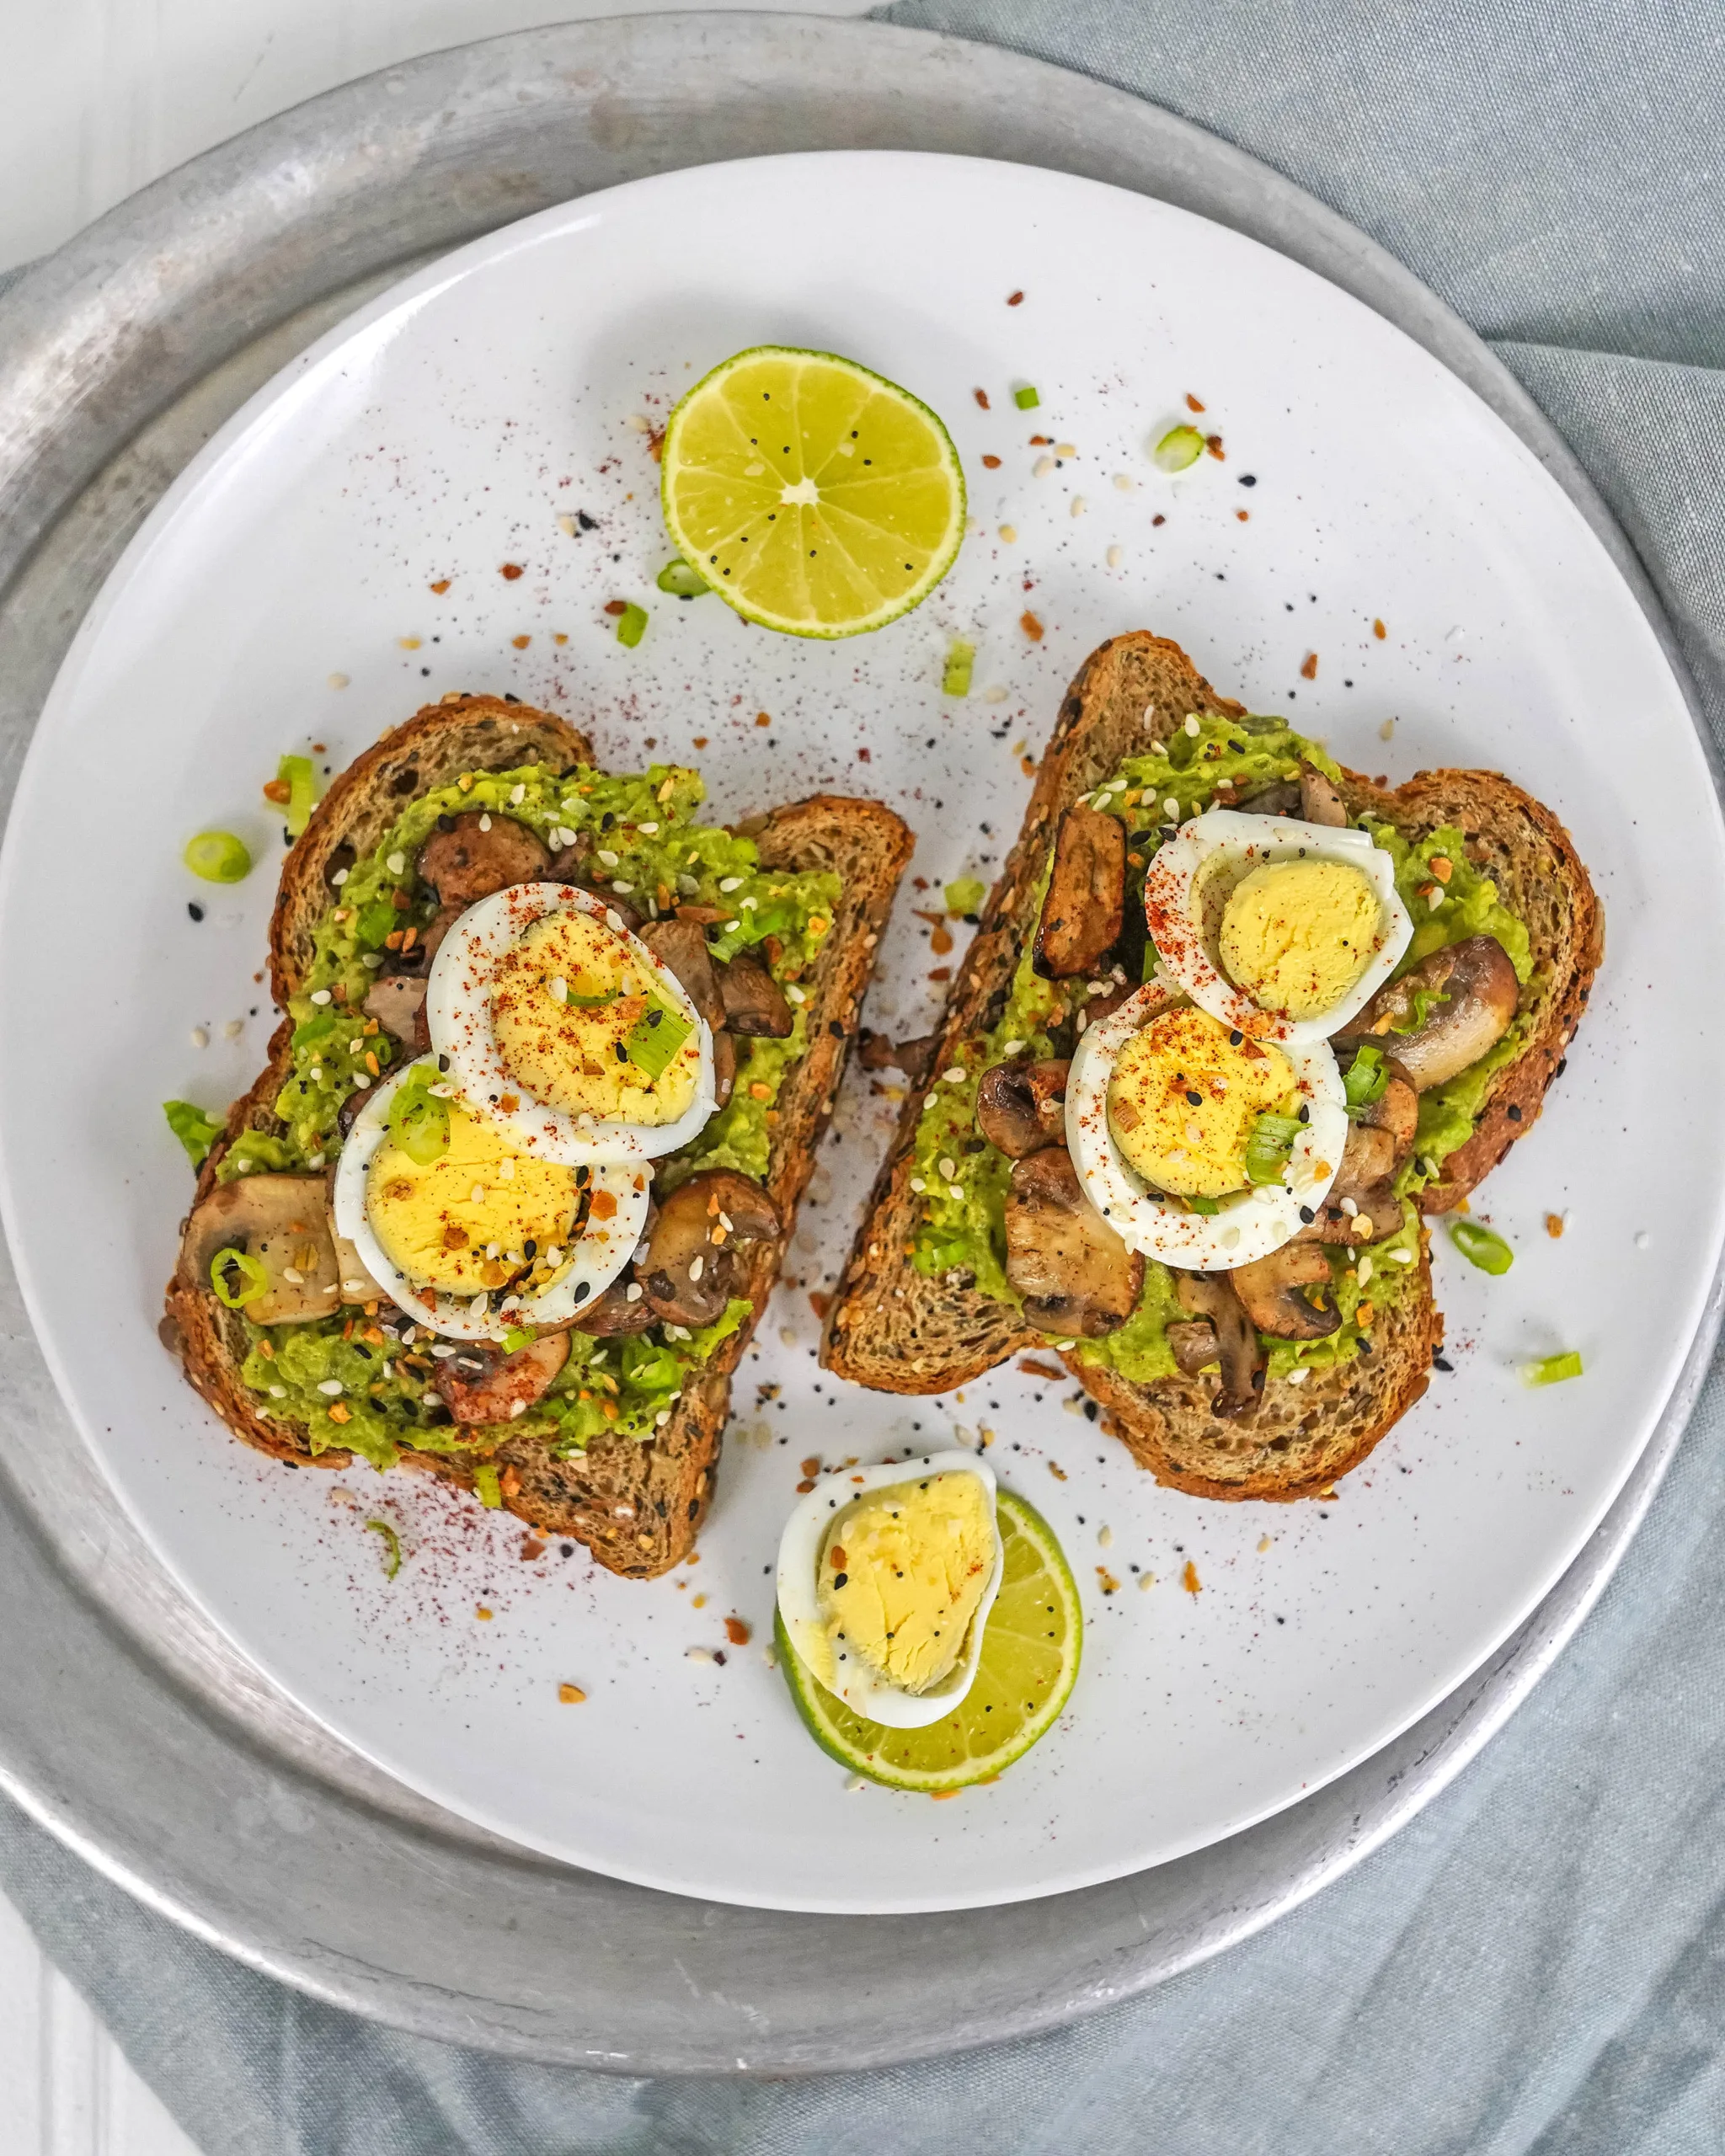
1236, 510, 1250, 521
927, 966, 951, 983
1183, 1560, 1202, 1595
857, 746, 872, 761
500, 563, 524, 579
262, 777, 291, 805
1374, 618, 1388, 639
756, 711, 772, 727
1028, 434, 1051, 446
1204, 433, 1226, 461
1300, 652, 1319, 680
1185, 392, 1206, 413
511, 633, 531, 648
430, 579, 451, 594
974, 388, 991, 409
981, 454, 1001, 469
692, 734, 709, 749
1007, 290, 1025, 306
723, 1615, 751, 1646
795, 1479, 816, 1495
1152, 513, 1167, 527
603, 599, 628, 616
1020, 611, 1044, 642
521, 1537, 547, 1561
809, 1291, 830, 1320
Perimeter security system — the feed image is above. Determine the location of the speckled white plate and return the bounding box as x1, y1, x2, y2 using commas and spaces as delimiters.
0, 151, 1714, 1916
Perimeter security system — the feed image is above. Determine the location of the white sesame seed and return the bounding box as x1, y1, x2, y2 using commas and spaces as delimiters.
281, 1267, 305, 1284
310, 990, 332, 1006
982, 684, 1009, 702
1636, 1231, 1651, 1250
786, 983, 806, 1003
332, 867, 349, 886
1001, 1038, 1026, 1057
910, 1177, 927, 1193
638, 821, 659, 835
270, 1384, 287, 1398
605, 910, 625, 932
656, 1409, 672, 1427
597, 849, 619, 867
1097, 1524, 1114, 1548
844, 1774, 868, 1792
939, 1156, 958, 1180
1358, 1257, 1375, 1285
317, 1380, 344, 1396
1164, 796, 1180, 818
943, 1066, 966, 1085
686, 1646, 714, 1663
190, 1026, 209, 1049
1138, 1572, 1156, 1591
510, 783, 526, 805
723, 919, 740, 932
998, 523, 1017, 542
614, 882, 634, 895
1183, 714, 1201, 737
718, 875, 744, 893
328, 672, 350, 689
1286, 1366, 1311, 1385
1055, 442, 1076, 458
509, 1399, 527, 1418
1033, 456, 1056, 478
386, 851, 406, 875
352, 1072, 371, 1089
948, 1183, 965, 1203
626, 414, 651, 433
545, 1247, 563, 1267
689, 1255, 705, 1282
1071, 495, 1087, 517
1391, 1247, 1415, 1264
484, 1241, 499, 1258
549, 977, 569, 1004
1107, 545, 1124, 568
1379, 718, 1397, 742
468, 1294, 488, 1315
626, 1283, 644, 1302
557, 513, 576, 536
1113, 472, 1134, 492
422, 1390, 442, 1406
1339, 1197, 1359, 1216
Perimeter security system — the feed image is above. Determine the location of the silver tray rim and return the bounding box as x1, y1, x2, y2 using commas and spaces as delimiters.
0, 11, 1712, 2077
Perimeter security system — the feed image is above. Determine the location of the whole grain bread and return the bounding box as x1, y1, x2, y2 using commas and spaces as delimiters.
821, 632, 1599, 1502
165, 695, 912, 1576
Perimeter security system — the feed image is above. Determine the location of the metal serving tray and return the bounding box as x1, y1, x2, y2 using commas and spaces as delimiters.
0, 12, 1712, 2075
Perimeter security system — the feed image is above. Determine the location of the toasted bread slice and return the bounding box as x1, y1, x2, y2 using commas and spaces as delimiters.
823, 633, 1599, 1502
166, 696, 912, 1576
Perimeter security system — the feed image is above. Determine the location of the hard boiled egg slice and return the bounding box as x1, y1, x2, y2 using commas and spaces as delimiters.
776, 1452, 1004, 1729
1143, 810, 1412, 1045
427, 882, 716, 1166
1066, 985, 1347, 1271
332, 1059, 649, 1342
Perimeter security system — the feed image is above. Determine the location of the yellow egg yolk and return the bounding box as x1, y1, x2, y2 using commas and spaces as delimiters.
366, 1102, 579, 1294
1107, 1005, 1296, 1197
1217, 857, 1381, 1020
489, 910, 701, 1125
815, 1471, 996, 1695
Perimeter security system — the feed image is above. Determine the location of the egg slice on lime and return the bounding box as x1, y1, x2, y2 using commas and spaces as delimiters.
332, 1059, 649, 1341
1065, 985, 1346, 1270
1143, 809, 1412, 1045
775, 1452, 1005, 1729
426, 882, 716, 1166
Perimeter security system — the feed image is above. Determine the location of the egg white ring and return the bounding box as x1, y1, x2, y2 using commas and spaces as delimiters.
331, 1059, 650, 1342
775, 1450, 1004, 1731
1065, 985, 1348, 1272
426, 881, 717, 1166
1141, 809, 1413, 1047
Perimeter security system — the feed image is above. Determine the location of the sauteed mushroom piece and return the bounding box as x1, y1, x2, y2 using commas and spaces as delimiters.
438, 1331, 570, 1424
1298, 765, 1350, 827
1231, 1242, 1341, 1341
1002, 1147, 1143, 1336
179, 1172, 342, 1324
712, 1031, 738, 1109
640, 918, 724, 1029
416, 812, 550, 906
1352, 935, 1519, 1090
975, 1059, 1070, 1158
570, 1275, 658, 1337
1235, 779, 1302, 818
361, 973, 429, 1052
638, 1170, 781, 1328
1172, 1273, 1264, 1416
1033, 804, 1125, 978
716, 953, 794, 1038
1166, 1318, 1223, 1375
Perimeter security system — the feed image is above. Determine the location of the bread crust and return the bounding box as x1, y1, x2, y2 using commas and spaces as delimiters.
164, 697, 911, 1577
823, 632, 1598, 1501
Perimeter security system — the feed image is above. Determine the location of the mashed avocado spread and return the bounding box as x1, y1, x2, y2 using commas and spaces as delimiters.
226, 758, 839, 1470
909, 712, 1534, 1383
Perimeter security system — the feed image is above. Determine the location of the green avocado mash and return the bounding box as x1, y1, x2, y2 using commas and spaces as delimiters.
908, 710, 1534, 1379
221, 757, 837, 1466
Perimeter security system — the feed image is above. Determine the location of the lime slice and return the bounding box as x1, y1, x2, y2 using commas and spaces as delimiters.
775, 1488, 1081, 1791
660, 346, 965, 639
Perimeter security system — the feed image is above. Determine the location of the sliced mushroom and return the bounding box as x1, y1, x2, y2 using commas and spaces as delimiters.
323, 1175, 385, 1305
1235, 779, 1303, 817
1003, 1147, 1143, 1337
570, 1277, 658, 1337
416, 812, 550, 908
1351, 934, 1519, 1090
361, 973, 429, 1052
1074, 981, 1133, 1037
1334, 1119, 1399, 1200
437, 1331, 570, 1424
712, 1029, 738, 1109
545, 833, 593, 883
1172, 1273, 1263, 1416
1033, 804, 1126, 978
639, 917, 724, 1031
1296, 1186, 1402, 1246
178, 1172, 343, 1324
716, 953, 794, 1038
1299, 765, 1349, 827
975, 1059, 1070, 1158
1231, 1243, 1340, 1341
638, 1170, 781, 1328
1166, 1317, 1222, 1376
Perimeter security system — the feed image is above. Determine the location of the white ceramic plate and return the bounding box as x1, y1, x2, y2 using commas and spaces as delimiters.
0, 152, 1715, 1916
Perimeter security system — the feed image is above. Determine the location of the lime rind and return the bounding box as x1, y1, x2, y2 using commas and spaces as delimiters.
660, 345, 966, 641
775, 1488, 1082, 1792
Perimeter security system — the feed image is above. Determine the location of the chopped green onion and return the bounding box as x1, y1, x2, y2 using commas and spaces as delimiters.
276, 755, 318, 838
1245, 1111, 1303, 1185
1013, 385, 1040, 411
1524, 1349, 1583, 1387
1450, 1219, 1514, 1275
501, 1325, 537, 1354
942, 638, 975, 696
209, 1246, 269, 1308
655, 558, 708, 598
387, 1069, 451, 1166
355, 899, 398, 948
163, 1099, 222, 1168
1343, 1043, 1390, 1117
625, 1000, 692, 1081
473, 1463, 504, 1508
944, 876, 987, 917
1389, 982, 1449, 1034
364, 1519, 403, 1580
1184, 1194, 1221, 1215
183, 830, 253, 883
616, 602, 649, 648
1153, 424, 1205, 473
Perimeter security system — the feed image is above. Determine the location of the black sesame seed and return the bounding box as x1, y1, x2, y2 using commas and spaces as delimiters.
1297, 1104, 1310, 1122
560, 1542, 574, 1557
1507, 1103, 1523, 1121
1433, 1354, 1454, 1372
571, 1280, 591, 1302
1299, 1206, 1315, 1224
1239, 473, 1258, 487
828, 1020, 844, 1038
523, 1240, 537, 1258
577, 510, 598, 531
1185, 1089, 1203, 1107
1556, 1058, 1567, 1078
1229, 1029, 1243, 1046
187, 902, 204, 921
833, 1572, 848, 1589
437, 1054, 450, 1071
614, 1041, 628, 1061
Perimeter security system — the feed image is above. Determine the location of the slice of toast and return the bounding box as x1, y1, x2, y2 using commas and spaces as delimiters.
822, 633, 1600, 1502
166, 695, 912, 1576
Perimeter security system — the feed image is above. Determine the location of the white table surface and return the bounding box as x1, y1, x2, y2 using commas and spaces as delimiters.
0, 3, 869, 2145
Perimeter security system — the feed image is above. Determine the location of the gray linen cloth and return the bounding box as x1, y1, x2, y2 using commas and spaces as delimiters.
5, 3, 1725, 2148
